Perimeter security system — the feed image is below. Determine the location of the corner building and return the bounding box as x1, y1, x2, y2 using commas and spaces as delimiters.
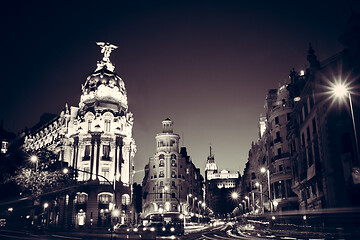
23, 43, 136, 227
142, 119, 203, 218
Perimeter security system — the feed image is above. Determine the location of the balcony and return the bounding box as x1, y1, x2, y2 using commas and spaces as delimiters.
272, 152, 290, 161
101, 156, 111, 161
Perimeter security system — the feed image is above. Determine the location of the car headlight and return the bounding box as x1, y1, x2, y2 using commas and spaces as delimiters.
127, 228, 130, 232
170, 227, 175, 232
133, 228, 138, 232
162, 227, 166, 231
150, 227, 155, 232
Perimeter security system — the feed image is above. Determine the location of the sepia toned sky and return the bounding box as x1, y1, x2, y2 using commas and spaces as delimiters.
1, 0, 359, 183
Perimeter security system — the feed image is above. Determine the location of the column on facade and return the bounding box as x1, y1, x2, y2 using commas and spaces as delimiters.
86, 190, 99, 226
90, 137, 95, 177
95, 136, 101, 180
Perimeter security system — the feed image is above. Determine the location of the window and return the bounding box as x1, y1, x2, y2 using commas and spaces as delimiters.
171, 154, 176, 160
277, 148, 282, 156
99, 194, 112, 204
276, 131, 280, 139
279, 165, 283, 172
171, 193, 176, 198
1, 141, 8, 154
102, 145, 110, 160
88, 120, 92, 131
122, 194, 130, 205
105, 119, 111, 132
172, 181, 176, 187
101, 167, 109, 179
159, 171, 164, 178
159, 154, 165, 160
171, 160, 176, 167
251, 172, 256, 179
287, 113, 291, 121
84, 145, 91, 160
275, 117, 279, 125
171, 171, 176, 178
160, 181, 163, 187
159, 160, 164, 167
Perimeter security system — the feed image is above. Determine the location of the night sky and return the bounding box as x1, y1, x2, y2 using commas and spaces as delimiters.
1, 0, 359, 183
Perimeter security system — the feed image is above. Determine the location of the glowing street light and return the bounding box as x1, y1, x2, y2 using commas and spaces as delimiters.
30, 155, 39, 171
231, 192, 239, 200
331, 81, 360, 164
255, 182, 263, 214
260, 167, 272, 212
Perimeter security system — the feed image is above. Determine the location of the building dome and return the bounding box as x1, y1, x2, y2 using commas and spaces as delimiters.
79, 43, 128, 115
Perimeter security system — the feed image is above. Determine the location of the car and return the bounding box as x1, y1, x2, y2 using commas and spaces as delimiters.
109, 223, 130, 233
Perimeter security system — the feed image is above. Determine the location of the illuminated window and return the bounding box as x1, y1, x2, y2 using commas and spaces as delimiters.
105, 119, 111, 132
88, 120, 92, 131
101, 167, 109, 179
102, 145, 110, 160
98, 193, 112, 204
122, 194, 130, 205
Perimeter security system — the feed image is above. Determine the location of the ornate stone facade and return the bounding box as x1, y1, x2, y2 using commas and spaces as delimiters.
23, 43, 136, 227
142, 119, 203, 219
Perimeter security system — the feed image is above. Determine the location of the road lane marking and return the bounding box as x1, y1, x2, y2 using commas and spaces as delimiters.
0, 234, 37, 239
51, 234, 82, 239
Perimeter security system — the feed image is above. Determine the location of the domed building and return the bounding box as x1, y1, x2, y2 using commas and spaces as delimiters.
142, 119, 204, 222
23, 42, 136, 228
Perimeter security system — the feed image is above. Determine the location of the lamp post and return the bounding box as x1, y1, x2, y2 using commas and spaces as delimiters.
245, 196, 250, 212
261, 167, 272, 212
332, 82, 360, 164
30, 155, 39, 172
255, 182, 263, 214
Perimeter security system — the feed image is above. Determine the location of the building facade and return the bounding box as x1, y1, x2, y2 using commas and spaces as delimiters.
22, 43, 136, 227
204, 148, 241, 217
142, 119, 204, 219
287, 12, 360, 209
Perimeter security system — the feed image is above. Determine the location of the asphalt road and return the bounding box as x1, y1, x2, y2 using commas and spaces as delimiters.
1, 221, 359, 240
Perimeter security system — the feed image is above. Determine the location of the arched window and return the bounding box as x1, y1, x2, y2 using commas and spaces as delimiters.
75, 192, 88, 204
159, 160, 164, 167
98, 193, 113, 204
159, 154, 165, 160
159, 171, 164, 178
171, 154, 176, 160
171, 171, 176, 178
122, 194, 130, 206
171, 160, 176, 167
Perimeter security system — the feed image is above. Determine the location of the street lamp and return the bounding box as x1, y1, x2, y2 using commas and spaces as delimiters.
255, 182, 263, 214
231, 192, 239, 200
30, 155, 39, 171
331, 82, 360, 164
260, 167, 272, 212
